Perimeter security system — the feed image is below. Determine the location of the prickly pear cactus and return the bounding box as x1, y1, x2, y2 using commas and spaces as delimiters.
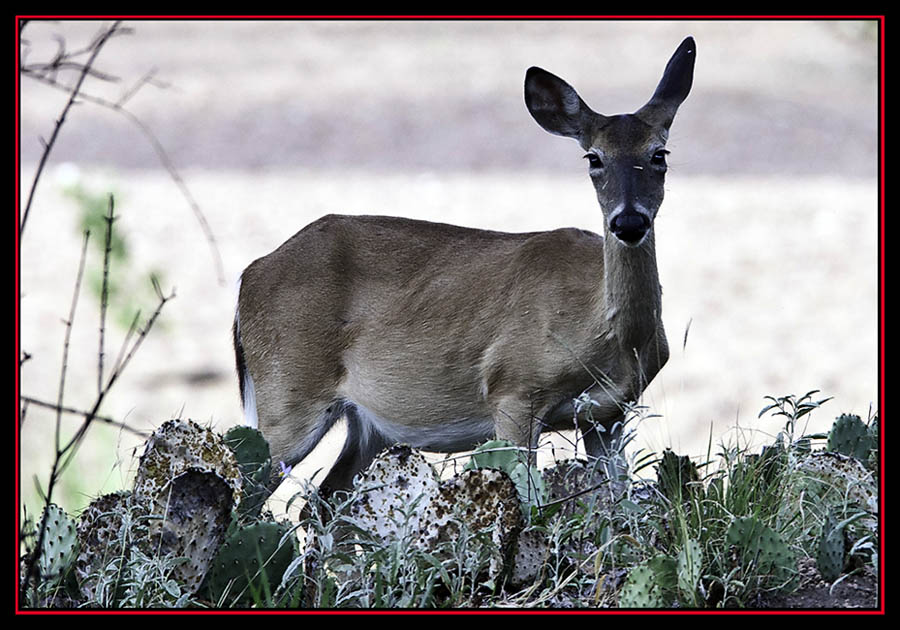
725, 516, 795, 587
618, 555, 677, 608
146, 470, 235, 595
133, 419, 241, 508
203, 520, 296, 607
417, 468, 523, 580
36, 503, 78, 586
133, 419, 241, 595
223, 425, 272, 520
656, 449, 699, 504
827, 414, 875, 463
816, 511, 846, 583
74, 491, 137, 602
542, 458, 611, 517
465, 440, 546, 513
350, 444, 439, 541
798, 451, 877, 516
677, 539, 703, 598
509, 527, 550, 587
338, 445, 525, 582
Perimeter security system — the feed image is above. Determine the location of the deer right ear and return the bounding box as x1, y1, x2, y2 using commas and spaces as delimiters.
635, 37, 696, 129
524, 67, 600, 149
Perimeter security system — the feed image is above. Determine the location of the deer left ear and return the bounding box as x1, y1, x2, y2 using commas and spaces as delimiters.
635, 37, 696, 129
524, 66, 606, 150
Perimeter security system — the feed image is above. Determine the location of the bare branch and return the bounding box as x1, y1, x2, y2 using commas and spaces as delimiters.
20, 396, 148, 439
57, 279, 175, 473
115, 67, 160, 108
22, 60, 121, 83
98, 196, 115, 395
20, 20, 124, 239
55, 231, 90, 456
103, 280, 175, 393
20, 26, 226, 286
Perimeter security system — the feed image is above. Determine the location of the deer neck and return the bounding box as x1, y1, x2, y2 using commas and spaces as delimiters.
600, 228, 662, 350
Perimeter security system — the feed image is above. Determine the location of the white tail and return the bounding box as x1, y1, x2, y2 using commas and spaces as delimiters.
234, 37, 696, 494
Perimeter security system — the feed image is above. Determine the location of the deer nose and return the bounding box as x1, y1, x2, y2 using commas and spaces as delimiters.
610, 211, 650, 245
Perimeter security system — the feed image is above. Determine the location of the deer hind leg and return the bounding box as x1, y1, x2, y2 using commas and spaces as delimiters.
317, 403, 390, 496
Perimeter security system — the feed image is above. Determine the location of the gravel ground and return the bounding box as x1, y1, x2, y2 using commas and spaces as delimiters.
18, 19, 880, 524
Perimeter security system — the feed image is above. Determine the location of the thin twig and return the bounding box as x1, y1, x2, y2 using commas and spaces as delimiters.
20, 20, 123, 239
54, 231, 90, 457
109, 311, 140, 388
101, 277, 174, 392
59, 280, 175, 472
115, 67, 166, 108
20, 396, 148, 439
98, 196, 114, 395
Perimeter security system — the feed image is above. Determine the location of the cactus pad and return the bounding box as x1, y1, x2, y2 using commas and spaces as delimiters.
133, 419, 241, 508
74, 491, 136, 602
816, 511, 847, 583
223, 425, 272, 520
618, 556, 677, 608
465, 440, 546, 511
350, 444, 439, 542
725, 516, 795, 586
203, 520, 296, 606
827, 414, 875, 463
656, 449, 699, 504
36, 503, 78, 586
146, 470, 234, 595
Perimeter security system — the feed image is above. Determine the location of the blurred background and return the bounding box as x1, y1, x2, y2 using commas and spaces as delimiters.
19, 19, 880, 519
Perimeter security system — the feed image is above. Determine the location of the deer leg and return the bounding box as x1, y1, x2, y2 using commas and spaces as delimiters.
492, 395, 548, 467
317, 404, 390, 495
581, 415, 629, 490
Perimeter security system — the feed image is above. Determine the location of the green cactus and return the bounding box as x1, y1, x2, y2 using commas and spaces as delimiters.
827, 414, 875, 463
677, 539, 703, 599
725, 516, 795, 587
618, 555, 677, 608
223, 426, 273, 520
816, 511, 846, 583
203, 520, 296, 607
655, 449, 699, 504
36, 503, 78, 586
867, 417, 879, 473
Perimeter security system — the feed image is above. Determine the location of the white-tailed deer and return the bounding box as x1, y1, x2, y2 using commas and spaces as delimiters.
234, 37, 695, 495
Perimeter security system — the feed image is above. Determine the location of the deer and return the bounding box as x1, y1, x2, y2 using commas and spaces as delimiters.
233, 37, 696, 498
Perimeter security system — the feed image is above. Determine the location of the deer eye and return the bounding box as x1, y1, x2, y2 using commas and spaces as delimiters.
651, 149, 669, 166
583, 153, 603, 169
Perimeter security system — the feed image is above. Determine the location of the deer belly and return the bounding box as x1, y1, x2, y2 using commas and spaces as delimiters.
349, 401, 495, 453
337, 350, 494, 452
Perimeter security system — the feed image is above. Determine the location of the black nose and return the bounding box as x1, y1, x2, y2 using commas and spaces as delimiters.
610, 212, 650, 244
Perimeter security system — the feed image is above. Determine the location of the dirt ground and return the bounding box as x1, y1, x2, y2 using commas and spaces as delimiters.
18, 20, 880, 597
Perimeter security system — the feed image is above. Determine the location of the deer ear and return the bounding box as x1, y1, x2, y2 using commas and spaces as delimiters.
525, 67, 602, 149
636, 36, 696, 129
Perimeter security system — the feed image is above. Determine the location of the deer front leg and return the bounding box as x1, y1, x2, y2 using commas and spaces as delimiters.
578, 408, 631, 496
492, 395, 546, 466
